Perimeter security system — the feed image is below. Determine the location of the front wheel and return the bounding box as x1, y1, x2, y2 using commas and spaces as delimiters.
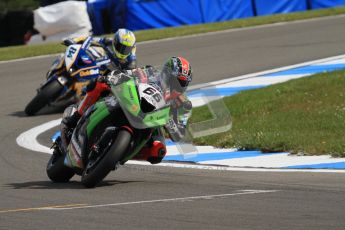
25, 80, 64, 116
46, 149, 75, 182
81, 130, 132, 188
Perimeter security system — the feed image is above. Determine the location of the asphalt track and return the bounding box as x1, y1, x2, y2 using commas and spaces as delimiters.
1, 16, 345, 229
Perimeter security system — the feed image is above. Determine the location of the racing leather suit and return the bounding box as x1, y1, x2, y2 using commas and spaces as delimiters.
64, 35, 137, 70
125, 67, 192, 163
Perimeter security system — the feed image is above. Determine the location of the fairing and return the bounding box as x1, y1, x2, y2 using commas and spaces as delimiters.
111, 77, 171, 129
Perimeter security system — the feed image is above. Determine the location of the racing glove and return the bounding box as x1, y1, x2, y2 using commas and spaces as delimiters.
105, 69, 131, 86
164, 118, 186, 142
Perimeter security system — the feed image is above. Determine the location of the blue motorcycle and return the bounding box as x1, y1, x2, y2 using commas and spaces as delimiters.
25, 36, 111, 116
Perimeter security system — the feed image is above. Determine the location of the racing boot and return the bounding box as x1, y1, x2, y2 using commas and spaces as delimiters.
60, 106, 81, 147
133, 140, 167, 164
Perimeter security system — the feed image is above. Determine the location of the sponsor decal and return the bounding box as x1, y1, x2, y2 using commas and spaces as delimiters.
67, 141, 83, 168
67, 47, 77, 58
81, 55, 92, 64
79, 69, 99, 77
182, 64, 188, 75
131, 104, 139, 112
128, 86, 134, 100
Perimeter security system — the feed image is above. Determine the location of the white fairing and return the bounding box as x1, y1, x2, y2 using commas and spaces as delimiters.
65, 45, 81, 70
138, 83, 166, 111
50, 54, 64, 70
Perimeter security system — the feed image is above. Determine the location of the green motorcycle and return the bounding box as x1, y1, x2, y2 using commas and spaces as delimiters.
47, 71, 172, 188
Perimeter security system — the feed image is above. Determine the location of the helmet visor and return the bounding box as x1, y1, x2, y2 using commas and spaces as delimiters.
178, 75, 189, 87
113, 42, 133, 57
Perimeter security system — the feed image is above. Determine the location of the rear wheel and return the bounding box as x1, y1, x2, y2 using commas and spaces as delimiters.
46, 149, 75, 182
25, 80, 64, 116
81, 130, 131, 188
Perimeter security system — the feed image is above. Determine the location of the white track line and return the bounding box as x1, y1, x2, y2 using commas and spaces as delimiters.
15, 119, 345, 173
43, 190, 278, 211
16, 119, 61, 154
0, 54, 60, 64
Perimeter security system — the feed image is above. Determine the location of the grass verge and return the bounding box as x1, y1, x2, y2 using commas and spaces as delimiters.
189, 70, 345, 157
1, 6, 345, 61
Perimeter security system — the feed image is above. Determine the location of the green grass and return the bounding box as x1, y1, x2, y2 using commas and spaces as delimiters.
0, 43, 64, 61
2, 6, 345, 61
189, 70, 345, 157
0, 0, 39, 12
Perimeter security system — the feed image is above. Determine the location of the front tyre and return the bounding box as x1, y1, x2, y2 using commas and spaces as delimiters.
25, 80, 64, 116
81, 130, 131, 188
46, 149, 75, 182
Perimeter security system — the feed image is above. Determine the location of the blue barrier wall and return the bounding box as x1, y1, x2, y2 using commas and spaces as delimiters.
125, 0, 253, 31
87, 0, 126, 35
310, 0, 345, 9
200, 0, 254, 22
87, 0, 109, 35
125, 0, 203, 30
254, 0, 308, 16
87, 0, 345, 34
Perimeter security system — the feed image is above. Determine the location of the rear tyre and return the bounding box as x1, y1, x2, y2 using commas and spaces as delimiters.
25, 80, 63, 116
81, 130, 131, 188
46, 149, 75, 183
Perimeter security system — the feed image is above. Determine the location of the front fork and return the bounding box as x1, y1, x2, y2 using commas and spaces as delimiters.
42, 69, 74, 101
120, 128, 153, 164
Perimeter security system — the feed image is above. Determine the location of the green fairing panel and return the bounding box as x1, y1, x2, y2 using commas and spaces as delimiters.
112, 79, 140, 117
142, 107, 170, 127
86, 101, 110, 138
112, 78, 171, 129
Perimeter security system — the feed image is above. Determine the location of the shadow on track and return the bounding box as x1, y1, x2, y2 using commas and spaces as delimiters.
9, 103, 69, 118
6, 179, 143, 189
8, 98, 73, 117
8, 111, 27, 117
